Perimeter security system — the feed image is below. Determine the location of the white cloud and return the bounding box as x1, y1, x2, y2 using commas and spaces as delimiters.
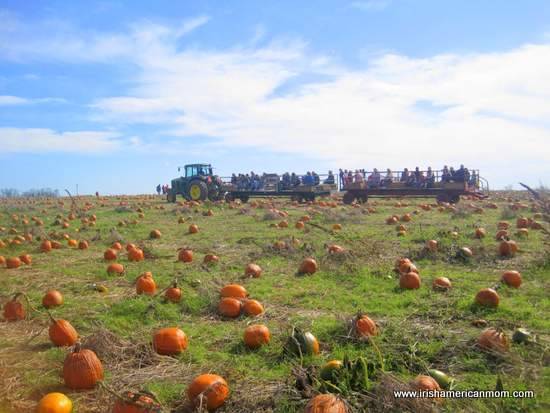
0, 128, 122, 153
0, 95, 67, 106
0, 95, 30, 105
175, 15, 210, 37
86, 25, 550, 185
350, 1, 392, 11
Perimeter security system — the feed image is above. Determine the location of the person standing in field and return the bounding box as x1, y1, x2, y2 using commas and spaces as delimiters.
156, 184, 161, 195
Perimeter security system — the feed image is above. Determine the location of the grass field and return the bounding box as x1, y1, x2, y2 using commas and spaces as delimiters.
0, 193, 548, 412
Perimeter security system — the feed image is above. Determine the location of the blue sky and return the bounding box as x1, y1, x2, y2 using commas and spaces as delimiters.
1, 0, 549, 194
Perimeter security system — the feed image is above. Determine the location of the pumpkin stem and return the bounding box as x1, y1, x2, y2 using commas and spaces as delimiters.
46, 309, 56, 323
72, 341, 82, 353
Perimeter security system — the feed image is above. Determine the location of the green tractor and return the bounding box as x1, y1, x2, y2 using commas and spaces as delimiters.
167, 164, 224, 202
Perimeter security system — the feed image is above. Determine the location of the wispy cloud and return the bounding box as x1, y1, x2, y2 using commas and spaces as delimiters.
350, 0, 392, 11
0, 128, 122, 153
0, 95, 67, 106
0, 95, 30, 105
175, 15, 210, 37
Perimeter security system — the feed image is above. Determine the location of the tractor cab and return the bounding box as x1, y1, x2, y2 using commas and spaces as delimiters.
180, 164, 213, 178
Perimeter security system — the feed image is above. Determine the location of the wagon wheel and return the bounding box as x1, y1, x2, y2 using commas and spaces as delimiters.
343, 191, 355, 205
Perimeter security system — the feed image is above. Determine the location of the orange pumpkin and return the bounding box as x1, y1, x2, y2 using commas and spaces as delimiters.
245, 263, 262, 278
49, 318, 78, 347
0, 256, 5, 266
353, 313, 378, 337
78, 240, 89, 250
475, 288, 499, 307
149, 229, 161, 239
203, 254, 219, 264
220, 284, 248, 299
37, 392, 73, 413
495, 229, 509, 240
51, 240, 62, 249
104, 248, 117, 261
497, 221, 510, 230
40, 240, 52, 252
426, 240, 438, 252
243, 299, 264, 316
328, 244, 345, 254
295, 221, 305, 229
188, 224, 199, 234
400, 272, 421, 289
516, 217, 529, 229
165, 282, 182, 303
3, 294, 25, 321
63, 344, 104, 389
305, 394, 348, 413
218, 297, 242, 318
42, 290, 63, 308
477, 328, 509, 353
395, 258, 417, 274
501, 270, 522, 288
499, 240, 517, 257
243, 324, 271, 349
475, 228, 486, 239
178, 248, 193, 263
413, 375, 441, 391
153, 327, 188, 355
111, 242, 123, 250
299, 257, 318, 275
332, 223, 342, 231
107, 263, 125, 275
128, 247, 144, 262
432, 277, 452, 291
136, 272, 157, 295
18, 254, 32, 265
6, 257, 21, 269
187, 374, 229, 411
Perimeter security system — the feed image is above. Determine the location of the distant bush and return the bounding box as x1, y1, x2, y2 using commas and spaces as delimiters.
0, 188, 59, 198
0, 188, 20, 198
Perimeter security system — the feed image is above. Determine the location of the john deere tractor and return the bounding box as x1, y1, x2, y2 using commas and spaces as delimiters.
167, 164, 223, 202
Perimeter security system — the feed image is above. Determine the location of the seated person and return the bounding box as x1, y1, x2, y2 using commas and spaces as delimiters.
441, 166, 451, 183
324, 170, 335, 184
425, 167, 435, 188
449, 167, 456, 182
303, 171, 315, 186
312, 171, 320, 185
291, 173, 301, 187
382, 168, 393, 187
453, 165, 465, 182
413, 167, 424, 188
401, 168, 410, 183
367, 168, 380, 187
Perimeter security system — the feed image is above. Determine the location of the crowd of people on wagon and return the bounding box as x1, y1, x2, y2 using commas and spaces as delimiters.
230, 170, 336, 191
338, 165, 477, 189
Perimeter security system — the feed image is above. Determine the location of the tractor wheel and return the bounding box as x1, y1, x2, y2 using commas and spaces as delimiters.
239, 195, 250, 203
187, 181, 208, 201
358, 193, 368, 203
167, 190, 176, 203
449, 194, 460, 204
208, 187, 220, 201
343, 191, 355, 205
224, 192, 235, 203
